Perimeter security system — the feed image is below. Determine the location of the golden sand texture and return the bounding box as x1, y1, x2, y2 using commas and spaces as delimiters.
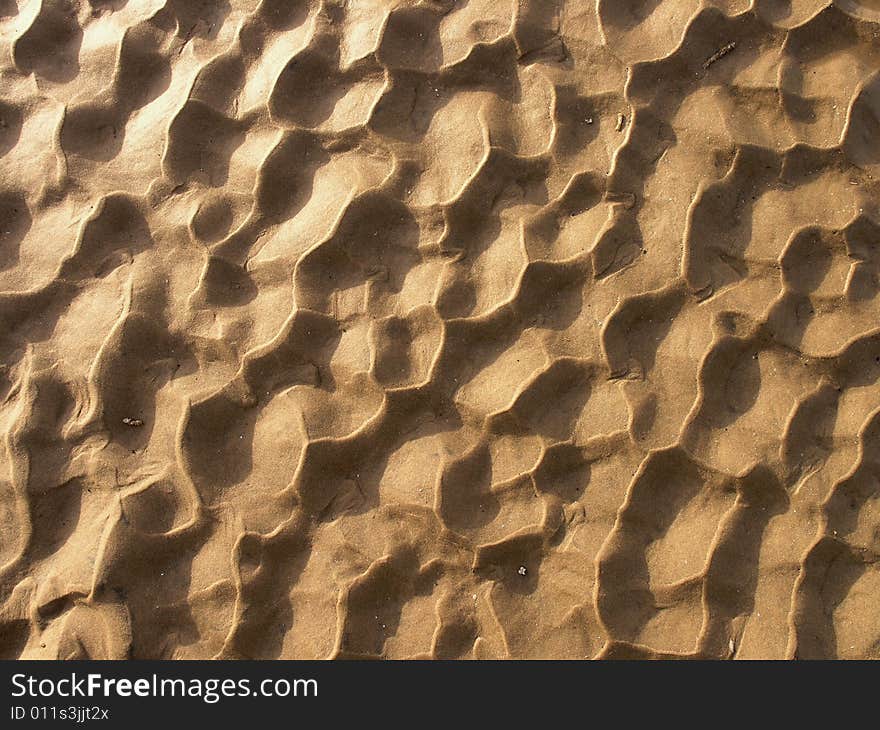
0, 0, 879, 660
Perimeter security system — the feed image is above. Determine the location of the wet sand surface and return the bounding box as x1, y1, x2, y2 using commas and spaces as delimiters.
1, 0, 880, 659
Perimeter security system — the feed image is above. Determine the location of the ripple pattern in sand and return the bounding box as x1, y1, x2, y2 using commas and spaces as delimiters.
0, 0, 879, 659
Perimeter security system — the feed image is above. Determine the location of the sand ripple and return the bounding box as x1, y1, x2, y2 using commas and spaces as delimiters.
0, 0, 879, 659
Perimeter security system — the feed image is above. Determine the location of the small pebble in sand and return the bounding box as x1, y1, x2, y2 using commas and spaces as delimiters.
616, 114, 626, 132
122, 417, 144, 427
518, 566, 528, 576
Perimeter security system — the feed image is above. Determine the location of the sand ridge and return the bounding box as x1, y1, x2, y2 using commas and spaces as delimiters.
0, 0, 879, 659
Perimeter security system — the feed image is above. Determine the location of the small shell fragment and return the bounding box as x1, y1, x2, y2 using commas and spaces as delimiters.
122, 417, 144, 427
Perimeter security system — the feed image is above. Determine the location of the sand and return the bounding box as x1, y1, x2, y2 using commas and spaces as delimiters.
0, 0, 878, 661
